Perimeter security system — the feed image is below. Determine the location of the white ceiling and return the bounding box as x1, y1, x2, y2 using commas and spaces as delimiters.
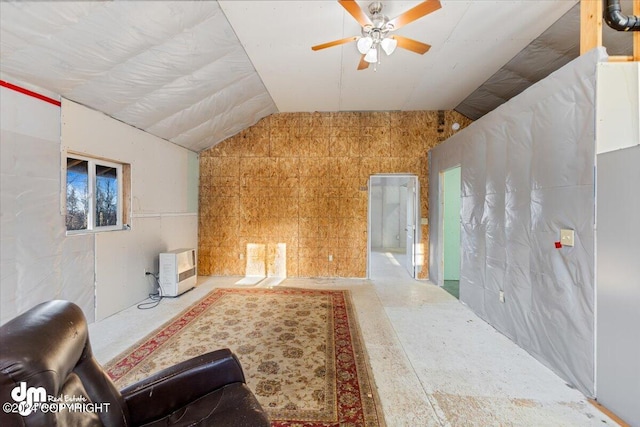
0, 1, 579, 152
219, 0, 578, 112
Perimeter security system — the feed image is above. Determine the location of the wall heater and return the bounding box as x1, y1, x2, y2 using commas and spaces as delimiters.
159, 248, 197, 297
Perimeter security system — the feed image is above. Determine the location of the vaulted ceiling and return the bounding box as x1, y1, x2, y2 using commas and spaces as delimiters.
0, 1, 633, 152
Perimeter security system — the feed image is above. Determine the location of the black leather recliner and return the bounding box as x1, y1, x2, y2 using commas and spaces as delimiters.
0, 300, 270, 426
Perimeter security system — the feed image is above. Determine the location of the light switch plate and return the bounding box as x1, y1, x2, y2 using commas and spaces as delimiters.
560, 229, 575, 247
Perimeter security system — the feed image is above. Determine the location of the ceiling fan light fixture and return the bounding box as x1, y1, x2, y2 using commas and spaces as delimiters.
364, 47, 378, 63
357, 36, 373, 54
312, 0, 443, 71
380, 37, 397, 55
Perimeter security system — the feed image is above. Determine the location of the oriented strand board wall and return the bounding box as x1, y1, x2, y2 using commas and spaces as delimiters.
199, 111, 470, 278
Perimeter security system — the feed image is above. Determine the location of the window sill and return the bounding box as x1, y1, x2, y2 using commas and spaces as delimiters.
66, 224, 130, 236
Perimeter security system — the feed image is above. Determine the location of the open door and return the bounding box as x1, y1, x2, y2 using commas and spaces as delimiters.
405, 177, 419, 278
367, 174, 420, 279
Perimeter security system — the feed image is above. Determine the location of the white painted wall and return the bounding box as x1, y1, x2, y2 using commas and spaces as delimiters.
595, 62, 640, 427
596, 62, 639, 154
61, 100, 199, 321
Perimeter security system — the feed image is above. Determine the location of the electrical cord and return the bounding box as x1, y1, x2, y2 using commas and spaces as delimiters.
137, 272, 164, 310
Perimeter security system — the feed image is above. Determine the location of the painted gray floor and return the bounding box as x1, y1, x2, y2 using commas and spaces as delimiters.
91, 251, 617, 426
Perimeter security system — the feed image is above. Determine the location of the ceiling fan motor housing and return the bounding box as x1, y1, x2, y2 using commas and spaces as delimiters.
368, 2, 383, 15
362, 1, 393, 43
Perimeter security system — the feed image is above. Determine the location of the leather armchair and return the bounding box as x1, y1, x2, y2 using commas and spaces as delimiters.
0, 300, 270, 426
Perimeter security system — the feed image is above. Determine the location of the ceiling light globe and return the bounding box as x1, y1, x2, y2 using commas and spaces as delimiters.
357, 37, 373, 54
380, 38, 397, 55
364, 48, 378, 63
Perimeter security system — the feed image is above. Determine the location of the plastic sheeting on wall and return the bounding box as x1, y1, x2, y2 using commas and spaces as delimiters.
429, 48, 607, 397
1, 85, 95, 324
0, 1, 277, 152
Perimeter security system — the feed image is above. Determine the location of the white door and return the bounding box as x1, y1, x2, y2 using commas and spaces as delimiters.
405, 177, 419, 278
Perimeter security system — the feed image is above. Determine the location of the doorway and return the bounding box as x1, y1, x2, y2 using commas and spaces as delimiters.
368, 175, 420, 279
442, 167, 461, 298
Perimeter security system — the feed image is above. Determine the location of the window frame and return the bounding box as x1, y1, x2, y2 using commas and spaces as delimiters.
65, 153, 125, 234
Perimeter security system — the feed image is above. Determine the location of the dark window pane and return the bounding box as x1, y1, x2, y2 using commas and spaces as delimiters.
66, 159, 89, 231
95, 165, 118, 227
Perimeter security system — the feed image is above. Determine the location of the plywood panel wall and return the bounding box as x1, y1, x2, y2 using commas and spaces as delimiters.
199, 111, 471, 278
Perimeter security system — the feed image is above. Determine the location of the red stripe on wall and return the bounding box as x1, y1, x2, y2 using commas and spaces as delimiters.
0, 80, 61, 107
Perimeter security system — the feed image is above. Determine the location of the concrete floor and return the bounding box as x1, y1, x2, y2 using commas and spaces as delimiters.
91, 251, 618, 426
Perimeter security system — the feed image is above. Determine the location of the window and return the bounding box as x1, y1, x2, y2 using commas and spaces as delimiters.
66, 155, 128, 233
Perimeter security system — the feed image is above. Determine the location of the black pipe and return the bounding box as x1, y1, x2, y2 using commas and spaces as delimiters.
604, 0, 640, 31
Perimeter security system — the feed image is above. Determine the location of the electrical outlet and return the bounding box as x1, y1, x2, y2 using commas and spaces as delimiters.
499, 290, 505, 303
560, 229, 575, 247
328, 254, 333, 262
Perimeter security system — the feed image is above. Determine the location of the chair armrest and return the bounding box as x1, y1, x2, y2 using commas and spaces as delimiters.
121, 348, 246, 425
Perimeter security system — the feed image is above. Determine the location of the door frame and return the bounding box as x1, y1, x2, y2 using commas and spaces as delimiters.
367, 174, 420, 279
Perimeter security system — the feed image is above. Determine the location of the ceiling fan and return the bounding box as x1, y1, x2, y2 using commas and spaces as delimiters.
312, 0, 442, 70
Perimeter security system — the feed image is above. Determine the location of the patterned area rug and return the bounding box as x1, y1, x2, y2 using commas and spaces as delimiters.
105, 288, 384, 426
